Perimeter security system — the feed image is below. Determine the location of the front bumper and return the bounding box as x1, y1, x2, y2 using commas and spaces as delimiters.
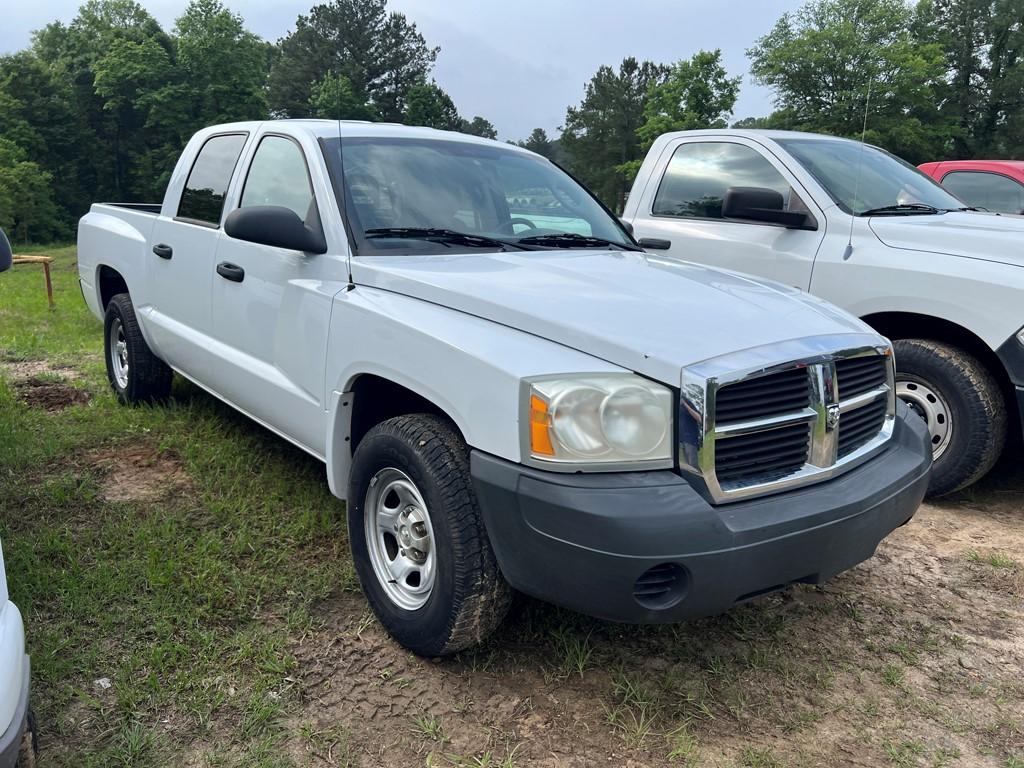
472, 403, 931, 623
0, 655, 29, 768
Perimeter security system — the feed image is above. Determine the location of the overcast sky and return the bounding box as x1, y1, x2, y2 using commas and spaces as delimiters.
2, 0, 806, 141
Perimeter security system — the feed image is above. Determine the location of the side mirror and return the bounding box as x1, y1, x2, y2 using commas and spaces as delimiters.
224, 205, 327, 254
722, 187, 813, 230
0, 228, 12, 273
619, 218, 634, 236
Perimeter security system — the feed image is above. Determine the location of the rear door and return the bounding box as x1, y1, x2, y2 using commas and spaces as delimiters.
147, 132, 249, 371
627, 137, 826, 289
207, 131, 348, 456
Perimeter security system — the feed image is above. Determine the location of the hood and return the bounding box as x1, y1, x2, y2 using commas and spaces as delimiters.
869, 210, 1024, 267
351, 250, 874, 384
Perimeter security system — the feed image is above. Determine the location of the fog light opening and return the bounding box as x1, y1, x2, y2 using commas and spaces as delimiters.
633, 562, 689, 610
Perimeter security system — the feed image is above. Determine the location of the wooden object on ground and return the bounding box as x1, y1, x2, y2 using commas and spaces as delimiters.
12, 255, 55, 308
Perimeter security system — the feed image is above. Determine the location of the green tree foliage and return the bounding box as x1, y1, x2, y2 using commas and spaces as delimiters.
918, 0, 1024, 157
404, 81, 462, 130
519, 128, 555, 158
637, 50, 741, 145
561, 58, 668, 211
309, 71, 376, 119
748, 0, 954, 163
459, 116, 498, 139
0, 139, 63, 243
268, 0, 437, 121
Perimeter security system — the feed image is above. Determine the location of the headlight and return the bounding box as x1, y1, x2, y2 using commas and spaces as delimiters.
525, 374, 673, 469
1017, 326, 1024, 347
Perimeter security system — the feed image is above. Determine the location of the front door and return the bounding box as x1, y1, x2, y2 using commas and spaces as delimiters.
627, 138, 826, 290
208, 132, 348, 456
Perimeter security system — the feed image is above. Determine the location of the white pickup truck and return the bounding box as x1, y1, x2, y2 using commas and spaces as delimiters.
624, 129, 1024, 495
78, 121, 931, 655
0, 229, 36, 768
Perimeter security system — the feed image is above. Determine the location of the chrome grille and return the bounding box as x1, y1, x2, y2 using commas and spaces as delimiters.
679, 336, 897, 504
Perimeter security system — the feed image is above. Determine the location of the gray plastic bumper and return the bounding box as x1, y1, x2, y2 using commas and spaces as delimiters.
472, 404, 931, 623
0, 656, 29, 768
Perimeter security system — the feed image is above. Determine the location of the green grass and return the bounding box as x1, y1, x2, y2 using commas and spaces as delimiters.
0, 247, 354, 764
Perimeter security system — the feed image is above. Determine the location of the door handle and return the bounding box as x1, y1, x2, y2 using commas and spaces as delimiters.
216, 262, 245, 283
152, 243, 173, 259
637, 237, 671, 251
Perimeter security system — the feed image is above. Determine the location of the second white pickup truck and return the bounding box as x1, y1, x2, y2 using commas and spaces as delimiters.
625, 130, 1024, 495
78, 121, 931, 655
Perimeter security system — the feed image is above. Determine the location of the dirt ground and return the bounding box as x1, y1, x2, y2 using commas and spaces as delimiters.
276, 456, 1024, 768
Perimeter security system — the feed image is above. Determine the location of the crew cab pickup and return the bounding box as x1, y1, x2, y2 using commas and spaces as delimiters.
625, 129, 1024, 495
78, 121, 931, 655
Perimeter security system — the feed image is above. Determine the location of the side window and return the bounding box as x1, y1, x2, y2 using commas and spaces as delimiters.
177, 134, 247, 226
240, 135, 315, 221
942, 171, 1024, 214
652, 142, 796, 220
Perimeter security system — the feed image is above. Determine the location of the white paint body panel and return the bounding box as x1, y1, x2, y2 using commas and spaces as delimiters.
77, 120, 881, 503
0, 539, 27, 739
624, 129, 1024, 351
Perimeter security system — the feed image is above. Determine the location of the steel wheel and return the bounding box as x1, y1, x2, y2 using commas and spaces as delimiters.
363, 467, 436, 611
897, 378, 952, 459
108, 316, 129, 390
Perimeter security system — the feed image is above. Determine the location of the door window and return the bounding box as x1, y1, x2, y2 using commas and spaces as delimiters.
177, 133, 247, 226
942, 171, 1024, 214
652, 141, 797, 220
240, 135, 316, 221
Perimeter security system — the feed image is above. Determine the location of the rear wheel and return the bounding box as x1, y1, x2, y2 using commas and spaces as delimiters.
893, 339, 1006, 496
103, 293, 172, 404
347, 414, 512, 656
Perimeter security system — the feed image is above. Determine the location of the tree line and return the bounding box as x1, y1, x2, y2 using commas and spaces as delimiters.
0, 0, 1021, 241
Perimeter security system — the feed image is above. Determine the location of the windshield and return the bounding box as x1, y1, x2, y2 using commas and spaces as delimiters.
777, 138, 965, 216
321, 136, 635, 254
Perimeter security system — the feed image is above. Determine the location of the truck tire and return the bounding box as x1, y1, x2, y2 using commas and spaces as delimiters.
103, 293, 172, 404
16, 710, 38, 768
893, 339, 1006, 496
347, 414, 512, 656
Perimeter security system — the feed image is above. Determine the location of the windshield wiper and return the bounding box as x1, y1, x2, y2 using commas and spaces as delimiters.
858, 203, 941, 216
364, 228, 527, 250
515, 232, 642, 251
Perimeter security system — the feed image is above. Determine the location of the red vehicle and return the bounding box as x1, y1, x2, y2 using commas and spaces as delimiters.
918, 160, 1024, 215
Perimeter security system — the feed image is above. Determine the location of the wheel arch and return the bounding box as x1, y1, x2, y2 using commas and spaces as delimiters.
325, 372, 468, 501
97, 264, 129, 309
861, 310, 1018, 431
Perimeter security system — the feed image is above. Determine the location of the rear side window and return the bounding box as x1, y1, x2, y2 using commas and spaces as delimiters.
176, 133, 248, 226
653, 141, 795, 219
942, 171, 1024, 214
240, 135, 315, 221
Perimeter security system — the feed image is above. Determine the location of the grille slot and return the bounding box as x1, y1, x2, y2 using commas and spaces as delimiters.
836, 355, 887, 399
714, 367, 811, 425
838, 398, 888, 457
715, 422, 811, 485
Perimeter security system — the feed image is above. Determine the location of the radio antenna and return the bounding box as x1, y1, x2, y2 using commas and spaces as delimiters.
843, 78, 872, 261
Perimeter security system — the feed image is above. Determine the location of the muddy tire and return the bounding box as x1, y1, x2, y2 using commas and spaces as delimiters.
104, 293, 172, 404
893, 339, 1006, 496
16, 710, 38, 768
347, 414, 512, 656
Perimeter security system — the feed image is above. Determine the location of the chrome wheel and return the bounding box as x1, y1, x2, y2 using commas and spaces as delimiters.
364, 468, 436, 611
897, 378, 952, 459
109, 317, 129, 390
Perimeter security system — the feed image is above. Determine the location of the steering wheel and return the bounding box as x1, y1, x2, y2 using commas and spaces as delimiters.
497, 217, 539, 234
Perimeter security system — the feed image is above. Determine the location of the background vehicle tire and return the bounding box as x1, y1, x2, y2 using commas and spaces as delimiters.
16, 710, 38, 768
347, 414, 512, 656
893, 338, 1006, 496
103, 293, 172, 404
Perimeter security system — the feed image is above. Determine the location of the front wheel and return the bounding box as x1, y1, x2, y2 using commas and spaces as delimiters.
103, 293, 172, 404
893, 339, 1006, 496
347, 414, 512, 656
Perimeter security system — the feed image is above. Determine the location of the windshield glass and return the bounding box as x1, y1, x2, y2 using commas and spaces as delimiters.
321, 137, 634, 254
777, 138, 964, 216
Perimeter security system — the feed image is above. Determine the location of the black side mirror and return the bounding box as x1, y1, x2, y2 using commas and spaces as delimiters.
722, 187, 813, 230
619, 218, 634, 236
224, 205, 328, 254
0, 228, 12, 273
